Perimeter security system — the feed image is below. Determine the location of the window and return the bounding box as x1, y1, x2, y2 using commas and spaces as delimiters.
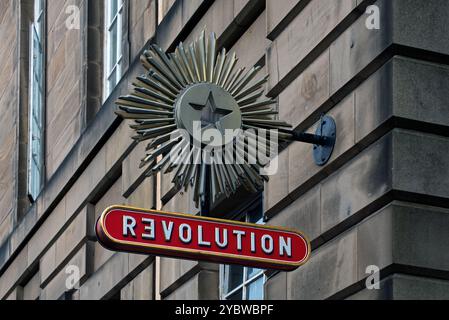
220, 198, 265, 300
27, 0, 45, 201
104, 0, 124, 99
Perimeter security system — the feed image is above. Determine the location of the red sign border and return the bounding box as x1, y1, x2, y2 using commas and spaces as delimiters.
96, 205, 311, 271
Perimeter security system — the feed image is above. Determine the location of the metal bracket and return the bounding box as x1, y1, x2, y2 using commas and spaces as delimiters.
289, 115, 336, 166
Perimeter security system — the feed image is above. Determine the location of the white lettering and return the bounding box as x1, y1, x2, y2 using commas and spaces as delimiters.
122, 216, 136, 237
279, 236, 292, 257
162, 221, 174, 241
198, 225, 211, 247
179, 224, 192, 243
261, 234, 274, 254
141, 218, 155, 240
233, 230, 246, 251
215, 228, 228, 248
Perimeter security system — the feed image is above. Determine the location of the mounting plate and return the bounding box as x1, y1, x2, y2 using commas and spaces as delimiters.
313, 116, 336, 166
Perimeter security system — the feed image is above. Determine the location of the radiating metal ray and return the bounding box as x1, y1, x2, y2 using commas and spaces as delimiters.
135, 76, 177, 100
239, 99, 277, 111
236, 90, 265, 106
234, 75, 269, 101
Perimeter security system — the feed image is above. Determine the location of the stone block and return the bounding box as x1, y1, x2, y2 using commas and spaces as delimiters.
267, 185, 321, 241
40, 205, 95, 286
126, 178, 154, 209
392, 57, 449, 128
27, 198, 66, 265
354, 59, 393, 142
320, 133, 392, 233
229, 12, 267, 71
23, 271, 40, 300
393, 130, 449, 199
348, 274, 449, 300
263, 147, 289, 212
268, 0, 357, 93
287, 230, 357, 299
122, 137, 149, 197
392, 0, 449, 55
121, 263, 154, 300
266, 0, 300, 38
264, 271, 287, 300
79, 252, 128, 300
165, 270, 219, 300
288, 93, 355, 195
41, 243, 91, 300
278, 49, 330, 127
329, 0, 392, 95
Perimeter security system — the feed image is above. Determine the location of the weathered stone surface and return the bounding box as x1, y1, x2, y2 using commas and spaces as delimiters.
40, 205, 94, 286
264, 271, 287, 300
0, 0, 18, 229
27, 198, 66, 265
122, 139, 149, 197
288, 93, 355, 195
126, 178, 154, 209
229, 12, 267, 71
287, 231, 357, 300
393, 57, 449, 128
393, 130, 449, 199
354, 59, 393, 142
79, 252, 151, 300
348, 274, 449, 300
392, 0, 449, 55
266, 0, 300, 38
267, 185, 321, 241
263, 147, 289, 212
184, 0, 234, 46
159, 257, 219, 298
121, 264, 154, 300
268, 0, 357, 93
23, 271, 40, 300
46, 0, 85, 178
130, 0, 157, 59
94, 177, 126, 272
278, 49, 330, 127
41, 242, 92, 300
164, 270, 219, 300
329, 0, 392, 95
320, 133, 391, 233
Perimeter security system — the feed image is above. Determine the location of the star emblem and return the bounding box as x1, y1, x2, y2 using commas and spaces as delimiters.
189, 91, 232, 131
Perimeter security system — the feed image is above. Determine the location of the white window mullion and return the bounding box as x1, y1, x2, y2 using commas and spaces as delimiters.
28, 1, 45, 202
104, 0, 124, 100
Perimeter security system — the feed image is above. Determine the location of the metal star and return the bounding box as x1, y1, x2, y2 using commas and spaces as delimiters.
190, 91, 232, 130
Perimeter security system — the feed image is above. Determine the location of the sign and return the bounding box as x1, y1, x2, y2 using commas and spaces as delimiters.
96, 205, 310, 271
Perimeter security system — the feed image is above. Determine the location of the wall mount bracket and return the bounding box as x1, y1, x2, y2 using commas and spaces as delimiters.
287, 115, 336, 166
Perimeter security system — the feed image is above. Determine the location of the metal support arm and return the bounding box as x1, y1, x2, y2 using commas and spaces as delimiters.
286, 115, 337, 166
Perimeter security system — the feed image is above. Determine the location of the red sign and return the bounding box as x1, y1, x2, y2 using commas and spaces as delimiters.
96, 205, 310, 271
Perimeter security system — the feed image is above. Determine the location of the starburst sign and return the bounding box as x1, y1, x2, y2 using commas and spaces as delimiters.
116, 31, 294, 208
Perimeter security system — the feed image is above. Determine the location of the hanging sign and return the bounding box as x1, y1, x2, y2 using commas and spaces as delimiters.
96, 205, 310, 271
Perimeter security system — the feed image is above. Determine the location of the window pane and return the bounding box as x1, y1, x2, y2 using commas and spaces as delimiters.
227, 289, 243, 300
108, 69, 117, 92
247, 202, 263, 224
109, 22, 118, 69
246, 276, 264, 300
246, 267, 263, 280
109, 0, 118, 20
224, 265, 244, 294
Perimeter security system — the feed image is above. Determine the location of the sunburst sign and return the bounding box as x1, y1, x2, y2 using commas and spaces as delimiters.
116, 31, 299, 209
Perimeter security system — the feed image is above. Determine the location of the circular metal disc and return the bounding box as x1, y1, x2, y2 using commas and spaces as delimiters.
313, 116, 336, 166
175, 83, 242, 147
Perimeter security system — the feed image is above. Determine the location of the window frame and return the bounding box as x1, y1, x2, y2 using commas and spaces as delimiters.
27, 0, 46, 202
219, 196, 266, 300
103, 0, 124, 100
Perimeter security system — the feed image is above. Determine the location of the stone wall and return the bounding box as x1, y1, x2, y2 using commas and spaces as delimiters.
0, 0, 448, 300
